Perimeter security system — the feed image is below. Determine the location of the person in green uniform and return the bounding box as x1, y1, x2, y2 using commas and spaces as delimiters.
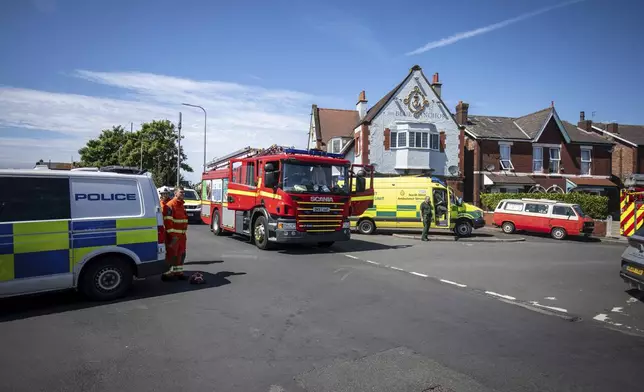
420, 196, 433, 241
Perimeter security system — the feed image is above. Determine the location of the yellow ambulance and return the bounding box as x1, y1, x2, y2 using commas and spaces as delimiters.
350, 176, 485, 237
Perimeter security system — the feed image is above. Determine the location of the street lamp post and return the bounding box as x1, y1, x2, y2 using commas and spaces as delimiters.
182, 103, 208, 175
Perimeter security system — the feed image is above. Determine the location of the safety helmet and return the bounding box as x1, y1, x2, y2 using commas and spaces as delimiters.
189, 272, 206, 285
158, 186, 172, 195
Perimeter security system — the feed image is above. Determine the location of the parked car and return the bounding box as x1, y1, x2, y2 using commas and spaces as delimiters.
493, 198, 594, 240
620, 229, 644, 292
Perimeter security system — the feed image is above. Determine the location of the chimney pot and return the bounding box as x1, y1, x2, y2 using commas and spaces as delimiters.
358, 90, 367, 103
431, 72, 442, 98
356, 91, 368, 119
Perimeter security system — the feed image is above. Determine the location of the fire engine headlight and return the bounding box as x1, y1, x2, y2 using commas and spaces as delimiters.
342, 221, 351, 229
278, 222, 296, 230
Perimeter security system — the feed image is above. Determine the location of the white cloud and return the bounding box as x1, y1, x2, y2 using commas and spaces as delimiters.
0, 70, 315, 182
406, 0, 586, 55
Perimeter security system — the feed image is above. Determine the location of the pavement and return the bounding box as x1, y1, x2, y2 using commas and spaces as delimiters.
0, 224, 642, 392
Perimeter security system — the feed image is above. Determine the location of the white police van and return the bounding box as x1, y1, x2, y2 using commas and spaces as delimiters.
0, 166, 167, 301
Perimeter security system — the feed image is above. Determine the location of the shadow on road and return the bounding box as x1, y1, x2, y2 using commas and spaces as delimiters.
278, 238, 414, 255
0, 271, 246, 323
627, 289, 644, 303
515, 231, 602, 243
184, 260, 224, 265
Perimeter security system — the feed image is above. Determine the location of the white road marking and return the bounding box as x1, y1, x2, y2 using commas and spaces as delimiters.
389, 266, 404, 271
627, 298, 638, 303
593, 313, 609, 321
544, 297, 557, 301
365, 260, 380, 265
529, 301, 568, 313
485, 291, 516, 301
410, 272, 428, 277
440, 279, 467, 288
611, 307, 624, 313
269, 385, 286, 392
341, 271, 352, 281
345, 254, 359, 259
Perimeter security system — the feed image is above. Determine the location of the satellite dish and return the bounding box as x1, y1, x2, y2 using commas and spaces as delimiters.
485, 164, 495, 171
448, 165, 459, 175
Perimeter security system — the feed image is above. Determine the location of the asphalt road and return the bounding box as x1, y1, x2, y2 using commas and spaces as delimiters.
0, 224, 642, 392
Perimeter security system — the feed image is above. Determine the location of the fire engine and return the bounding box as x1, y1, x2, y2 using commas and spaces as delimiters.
200, 145, 374, 249
620, 174, 644, 236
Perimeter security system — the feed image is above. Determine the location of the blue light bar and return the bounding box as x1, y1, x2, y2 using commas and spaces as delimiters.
431, 176, 446, 186
284, 148, 345, 159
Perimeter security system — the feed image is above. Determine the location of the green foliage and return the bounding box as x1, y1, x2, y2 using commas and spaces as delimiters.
78, 120, 193, 187
480, 192, 609, 219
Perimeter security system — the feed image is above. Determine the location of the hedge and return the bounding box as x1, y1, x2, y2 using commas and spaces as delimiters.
479, 192, 608, 219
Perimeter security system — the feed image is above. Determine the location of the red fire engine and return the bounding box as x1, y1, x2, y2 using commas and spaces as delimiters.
200, 145, 374, 249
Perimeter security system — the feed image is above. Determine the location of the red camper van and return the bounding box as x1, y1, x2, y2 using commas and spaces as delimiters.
493, 198, 594, 240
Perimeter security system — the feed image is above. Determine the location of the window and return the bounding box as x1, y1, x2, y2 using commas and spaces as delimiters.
496, 201, 505, 210
71, 178, 141, 219
0, 177, 71, 222
504, 201, 524, 212
244, 162, 256, 186
525, 203, 549, 214
581, 147, 592, 175
499, 144, 514, 170
390, 132, 398, 148
328, 138, 342, 154
397, 132, 407, 148
549, 147, 561, 173
355, 134, 361, 156
553, 205, 575, 216
231, 161, 242, 183
533, 146, 543, 173
408, 131, 429, 148
430, 133, 439, 150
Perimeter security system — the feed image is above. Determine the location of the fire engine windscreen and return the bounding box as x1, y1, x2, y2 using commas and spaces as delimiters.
282, 163, 349, 195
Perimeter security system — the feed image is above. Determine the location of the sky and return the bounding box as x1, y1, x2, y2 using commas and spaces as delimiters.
1, 0, 643, 183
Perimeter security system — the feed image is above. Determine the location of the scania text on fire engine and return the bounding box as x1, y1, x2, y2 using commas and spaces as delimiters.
200, 146, 374, 250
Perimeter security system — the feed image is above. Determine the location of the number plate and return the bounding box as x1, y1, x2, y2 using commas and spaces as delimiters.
187, 212, 194, 217
627, 265, 644, 276
313, 207, 331, 213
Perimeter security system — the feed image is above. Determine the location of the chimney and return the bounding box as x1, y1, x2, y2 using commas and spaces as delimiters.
431, 72, 442, 98
455, 101, 469, 126
356, 90, 368, 120
577, 111, 592, 131
606, 122, 619, 134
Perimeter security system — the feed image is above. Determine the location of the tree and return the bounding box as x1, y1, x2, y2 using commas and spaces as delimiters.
78, 120, 192, 186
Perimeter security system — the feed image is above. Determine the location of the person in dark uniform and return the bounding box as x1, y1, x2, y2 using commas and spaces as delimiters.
420, 196, 433, 242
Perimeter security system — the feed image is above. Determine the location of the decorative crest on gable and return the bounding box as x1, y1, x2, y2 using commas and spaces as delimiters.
403, 86, 429, 118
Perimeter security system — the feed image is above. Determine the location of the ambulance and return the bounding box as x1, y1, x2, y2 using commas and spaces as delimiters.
0, 166, 167, 301
158, 186, 202, 222
350, 176, 485, 237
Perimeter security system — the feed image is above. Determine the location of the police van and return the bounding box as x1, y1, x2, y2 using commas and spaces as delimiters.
0, 166, 167, 301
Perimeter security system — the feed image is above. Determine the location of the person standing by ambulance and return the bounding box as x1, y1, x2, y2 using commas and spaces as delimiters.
420, 196, 433, 242
167, 187, 189, 279
158, 187, 176, 282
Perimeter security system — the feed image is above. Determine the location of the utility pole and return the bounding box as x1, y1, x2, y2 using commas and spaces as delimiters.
177, 112, 182, 187
182, 103, 207, 174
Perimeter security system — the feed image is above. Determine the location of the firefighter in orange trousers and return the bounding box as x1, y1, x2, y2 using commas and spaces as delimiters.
158, 186, 176, 282
167, 187, 189, 280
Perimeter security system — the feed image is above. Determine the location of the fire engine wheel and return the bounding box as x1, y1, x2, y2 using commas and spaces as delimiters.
79, 255, 133, 301
357, 218, 375, 235
501, 221, 515, 234
212, 211, 223, 236
551, 227, 567, 240
253, 215, 271, 250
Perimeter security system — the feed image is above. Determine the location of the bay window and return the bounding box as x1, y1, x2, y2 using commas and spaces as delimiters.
533, 146, 543, 173
549, 147, 561, 173
389, 130, 438, 150
581, 147, 592, 175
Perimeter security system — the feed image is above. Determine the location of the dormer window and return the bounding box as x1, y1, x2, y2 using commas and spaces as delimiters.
327, 138, 342, 154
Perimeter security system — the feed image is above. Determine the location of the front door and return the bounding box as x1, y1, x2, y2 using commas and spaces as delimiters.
432, 188, 450, 228
349, 164, 374, 216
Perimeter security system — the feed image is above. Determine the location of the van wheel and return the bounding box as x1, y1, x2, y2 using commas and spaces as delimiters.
357, 219, 375, 235
551, 227, 567, 240
79, 255, 133, 301
454, 220, 473, 237
212, 210, 223, 236
253, 215, 272, 250
502, 221, 515, 234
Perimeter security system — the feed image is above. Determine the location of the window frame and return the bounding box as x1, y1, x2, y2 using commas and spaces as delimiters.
580, 146, 592, 176
525, 203, 549, 214
552, 205, 575, 217
390, 131, 398, 148
549, 147, 561, 174
533, 146, 543, 173
390, 130, 437, 150
499, 143, 514, 171
355, 133, 362, 157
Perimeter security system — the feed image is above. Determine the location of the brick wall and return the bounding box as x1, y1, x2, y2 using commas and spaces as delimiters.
612, 143, 635, 180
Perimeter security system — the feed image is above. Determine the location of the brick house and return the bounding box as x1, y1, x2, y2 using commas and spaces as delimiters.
579, 112, 644, 183
308, 65, 465, 192
457, 102, 618, 211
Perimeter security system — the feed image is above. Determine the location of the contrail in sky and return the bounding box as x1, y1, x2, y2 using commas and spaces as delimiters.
406, 0, 586, 55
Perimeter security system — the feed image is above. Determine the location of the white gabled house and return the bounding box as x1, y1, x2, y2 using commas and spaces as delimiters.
308, 65, 466, 192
